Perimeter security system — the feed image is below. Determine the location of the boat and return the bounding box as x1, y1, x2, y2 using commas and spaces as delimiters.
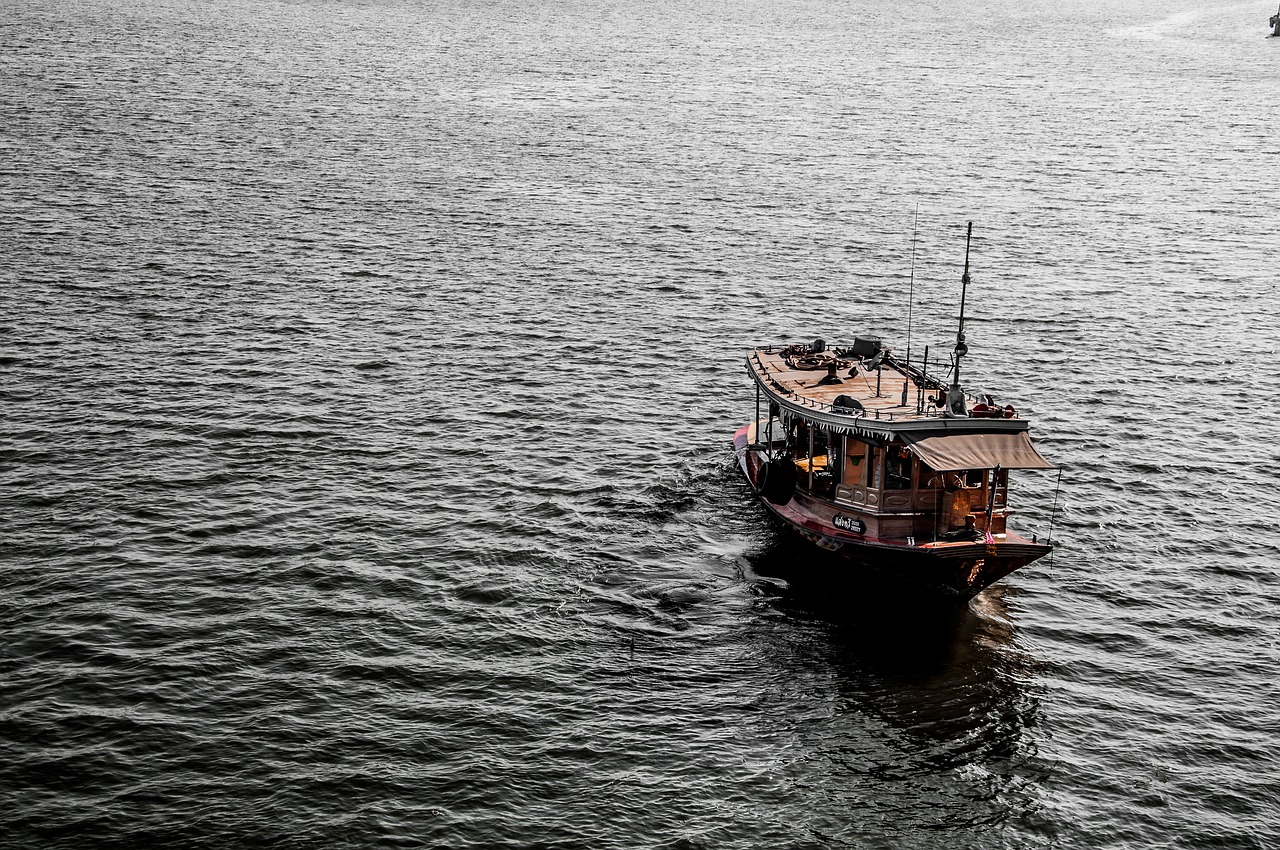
1271, 4, 1280, 37
732, 223, 1059, 599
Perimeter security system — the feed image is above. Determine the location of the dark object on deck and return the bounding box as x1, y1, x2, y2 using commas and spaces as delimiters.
817, 363, 844, 385
847, 336, 881, 357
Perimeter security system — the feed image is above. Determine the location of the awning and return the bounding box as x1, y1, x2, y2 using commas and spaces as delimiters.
901, 431, 1055, 471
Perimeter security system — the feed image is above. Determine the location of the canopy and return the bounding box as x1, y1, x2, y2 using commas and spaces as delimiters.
901, 431, 1055, 472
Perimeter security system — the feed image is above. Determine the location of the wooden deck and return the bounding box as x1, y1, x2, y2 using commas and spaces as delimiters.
750, 345, 943, 423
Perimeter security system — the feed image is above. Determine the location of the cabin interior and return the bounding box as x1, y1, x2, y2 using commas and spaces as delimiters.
783, 418, 1010, 542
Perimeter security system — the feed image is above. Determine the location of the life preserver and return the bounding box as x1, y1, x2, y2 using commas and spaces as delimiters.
758, 458, 797, 504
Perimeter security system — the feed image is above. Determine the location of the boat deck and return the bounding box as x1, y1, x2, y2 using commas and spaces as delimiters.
749, 344, 953, 424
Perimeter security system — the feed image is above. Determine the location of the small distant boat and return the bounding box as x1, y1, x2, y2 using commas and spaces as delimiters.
1271, 4, 1280, 37
733, 223, 1060, 599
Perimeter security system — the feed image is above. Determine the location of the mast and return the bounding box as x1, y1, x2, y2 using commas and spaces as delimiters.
943, 222, 973, 418
906, 204, 919, 370
953, 221, 973, 389
903, 204, 919, 407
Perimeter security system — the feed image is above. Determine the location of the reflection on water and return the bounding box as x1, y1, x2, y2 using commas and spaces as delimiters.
741, 538, 1051, 841
747, 534, 1039, 718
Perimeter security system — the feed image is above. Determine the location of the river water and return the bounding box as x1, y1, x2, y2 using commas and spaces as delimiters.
3, 0, 1279, 847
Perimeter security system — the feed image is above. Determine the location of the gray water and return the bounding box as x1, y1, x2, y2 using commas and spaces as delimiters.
3, 0, 1279, 847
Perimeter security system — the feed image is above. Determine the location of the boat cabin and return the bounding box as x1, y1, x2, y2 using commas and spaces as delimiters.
745, 340, 1054, 544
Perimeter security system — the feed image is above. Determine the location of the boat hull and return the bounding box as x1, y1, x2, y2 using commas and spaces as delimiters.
733, 425, 1050, 599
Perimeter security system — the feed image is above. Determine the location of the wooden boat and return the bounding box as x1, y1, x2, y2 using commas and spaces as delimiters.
732, 224, 1059, 599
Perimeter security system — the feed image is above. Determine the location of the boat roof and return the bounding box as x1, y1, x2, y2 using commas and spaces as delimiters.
747, 343, 1035, 443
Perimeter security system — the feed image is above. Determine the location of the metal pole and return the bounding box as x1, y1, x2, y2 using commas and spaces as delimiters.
954, 221, 973, 388
985, 464, 1000, 537
766, 406, 774, 461
754, 379, 761, 446
808, 426, 815, 491
906, 203, 918, 368
1046, 466, 1063, 544
920, 344, 929, 413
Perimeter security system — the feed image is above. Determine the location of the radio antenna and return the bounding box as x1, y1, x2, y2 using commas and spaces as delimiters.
953, 221, 973, 388
900, 205, 920, 407
905, 204, 919, 371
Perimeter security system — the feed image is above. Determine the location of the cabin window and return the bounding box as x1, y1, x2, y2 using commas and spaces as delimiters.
843, 440, 866, 486
812, 428, 830, 465
812, 429, 836, 497
787, 421, 837, 495
886, 447, 913, 490
992, 468, 1009, 507
789, 421, 809, 460
869, 446, 882, 489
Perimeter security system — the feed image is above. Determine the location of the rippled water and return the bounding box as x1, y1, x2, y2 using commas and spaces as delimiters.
4, 0, 1280, 847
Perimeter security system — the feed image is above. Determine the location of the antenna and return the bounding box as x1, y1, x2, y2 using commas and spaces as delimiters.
953, 221, 973, 387
943, 222, 973, 418
905, 204, 919, 370
901, 205, 920, 408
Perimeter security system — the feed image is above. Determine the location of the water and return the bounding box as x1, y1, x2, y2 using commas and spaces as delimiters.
3, 0, 1279, 846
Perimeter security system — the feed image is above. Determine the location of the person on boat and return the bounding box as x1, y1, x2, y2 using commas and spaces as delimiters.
886, 447, 912, 490
942, 471, 974, 531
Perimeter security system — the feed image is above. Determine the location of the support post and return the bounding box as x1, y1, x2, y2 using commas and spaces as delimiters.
985, 465, 1000, 537
754, 379, 761, 447
807, 427, 815, 491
